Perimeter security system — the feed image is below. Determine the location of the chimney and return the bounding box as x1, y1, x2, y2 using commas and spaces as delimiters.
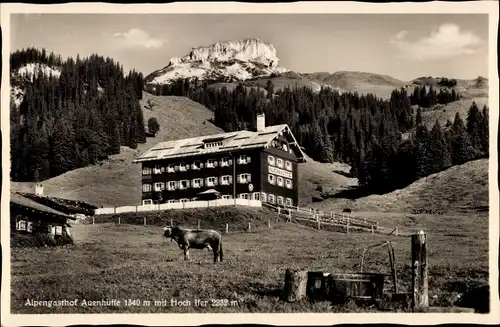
35, 184, 44, 196
256, 113, 266, 132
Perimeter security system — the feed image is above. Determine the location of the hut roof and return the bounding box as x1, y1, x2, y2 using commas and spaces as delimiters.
10, 193, 76, 220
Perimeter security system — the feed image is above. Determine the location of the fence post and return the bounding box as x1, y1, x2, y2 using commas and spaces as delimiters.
268, 218, 271, 228
412, 230, 429, 311
371, 225, 374, 234
170, 217, 173, 226
144, 217, 146, 226
278, 207, 281, 215
248, 222, 251, 232
92, 216, 95, 225
198, 220, 200, 229
226, 223, 229, 234
118, 216, 121, 225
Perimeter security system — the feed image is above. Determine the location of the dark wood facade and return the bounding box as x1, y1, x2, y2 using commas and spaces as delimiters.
141, 145, 299, 207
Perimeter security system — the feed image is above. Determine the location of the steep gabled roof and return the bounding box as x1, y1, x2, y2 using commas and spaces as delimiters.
10, 193, 76, 220
133, 124, 307, 163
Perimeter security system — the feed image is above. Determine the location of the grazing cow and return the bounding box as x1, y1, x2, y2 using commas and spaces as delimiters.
163, 225, 223, 263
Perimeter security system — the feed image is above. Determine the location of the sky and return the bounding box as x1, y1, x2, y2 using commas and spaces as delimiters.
10, 13, 489, 81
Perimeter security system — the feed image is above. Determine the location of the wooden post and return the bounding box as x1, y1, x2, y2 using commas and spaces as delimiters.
92, 216, 95, 224
387, 242, 398, 294
371, 225, 374, 234
225, 223, 229, 234
118, 216, 121, 225
197, 220, 200, 229
248, 222, 251, 232
283, 269, 308, 302
144, 217, 146, 226
278, 207, 281, 215
268, 218, 271, 228
170, 217, 173, 227
412, 231, 429, 311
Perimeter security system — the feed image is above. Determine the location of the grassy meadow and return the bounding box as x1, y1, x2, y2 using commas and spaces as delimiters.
10, 207, 489, 314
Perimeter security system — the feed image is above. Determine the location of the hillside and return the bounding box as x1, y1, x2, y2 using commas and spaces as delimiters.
419, 97, 489, 129
310, 158, 489, 215
11, 92, 353, 207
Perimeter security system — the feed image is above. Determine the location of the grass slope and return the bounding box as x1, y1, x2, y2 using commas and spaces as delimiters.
11, 206, 488, 313
419, 97, 489, 129
311, 158, 489, 215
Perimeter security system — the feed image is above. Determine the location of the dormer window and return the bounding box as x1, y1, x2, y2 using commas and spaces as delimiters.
204, 141, 223, 148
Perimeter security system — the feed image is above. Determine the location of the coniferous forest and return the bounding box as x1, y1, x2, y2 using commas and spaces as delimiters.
10, 48, 146, 182
155, 78, 489, 193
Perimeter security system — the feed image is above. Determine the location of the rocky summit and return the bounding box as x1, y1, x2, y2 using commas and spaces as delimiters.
144, 38, 288, 85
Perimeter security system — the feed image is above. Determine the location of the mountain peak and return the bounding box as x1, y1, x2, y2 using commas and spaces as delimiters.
145, 38, 287, 85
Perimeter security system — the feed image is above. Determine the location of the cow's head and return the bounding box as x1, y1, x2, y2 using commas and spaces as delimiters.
163, 225, 173, 238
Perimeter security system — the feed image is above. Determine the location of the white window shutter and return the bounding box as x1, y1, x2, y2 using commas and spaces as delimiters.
248, 174, 252, 182
229, 159, 233, 165
200, 179, 204, 187
200, 162, 204, 168
214, 160, 218, 167
229, 176, 233, 184
205, 177, 209, 185
247, 156, 251, 163
185, 164, 190, 171
214, 177, 218, 185
174, 165, 179, 171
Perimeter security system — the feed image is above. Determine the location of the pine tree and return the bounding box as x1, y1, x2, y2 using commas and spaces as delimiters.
428, 120, 452, 173
451, 112, 477, 165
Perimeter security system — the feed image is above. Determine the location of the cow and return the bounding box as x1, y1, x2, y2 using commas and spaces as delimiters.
163, 225, 223, 263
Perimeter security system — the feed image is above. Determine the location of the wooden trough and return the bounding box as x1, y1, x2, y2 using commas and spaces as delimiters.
284, 269, 385, 303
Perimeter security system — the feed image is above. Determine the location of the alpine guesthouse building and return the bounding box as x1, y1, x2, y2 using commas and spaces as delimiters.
134, 114, 306, 207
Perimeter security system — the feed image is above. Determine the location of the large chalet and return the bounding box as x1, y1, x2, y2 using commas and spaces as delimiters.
133, 114, 307, 207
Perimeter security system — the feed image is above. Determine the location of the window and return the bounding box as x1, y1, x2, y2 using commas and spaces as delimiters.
167, 164, 175, 173
192, 178, 202, 188
261, 192, 267, 202
221, 175, 232, 185
142, 167, 152, 175
277, 176, 284, 187
179, 180, 190, 190
238, 155, 251, 165
154, 182, 164, 192
16, 220, 27, 231
253, 192, 260, 201
286, 198, 293, 207
179, 163, 188, 171
238, 173, 251, 184
206, 176, 217, 187
285, 161, 293, 171
153, 165, 162, 174
180, 198, 189, 203
167, 199, 176, 204
268, 155, 275, 166
206, 159, 216, 168
222, 195, 232, 200
285, 179, 293, 189
276, 158, 284, 168
167, 181, 176, 191
268, 194, 275, 204
268, 174, 275, 185
142, 199, 153, 205
277, 196, 284, 206
239, 193, 249, 200
143, 183, 152, 192
192, 161, 201, 170
221, 157, 231, 167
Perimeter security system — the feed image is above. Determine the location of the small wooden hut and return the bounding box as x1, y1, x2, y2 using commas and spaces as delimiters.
10, 193, 76, 247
